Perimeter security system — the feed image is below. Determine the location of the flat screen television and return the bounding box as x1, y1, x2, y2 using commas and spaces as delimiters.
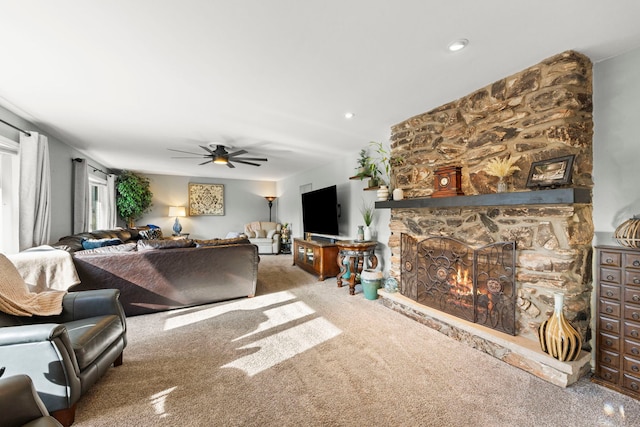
301, 185, 339, 236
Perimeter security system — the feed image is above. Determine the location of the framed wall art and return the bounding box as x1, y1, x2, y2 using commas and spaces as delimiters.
188, 183, 224, 215
526, 155, 575, 188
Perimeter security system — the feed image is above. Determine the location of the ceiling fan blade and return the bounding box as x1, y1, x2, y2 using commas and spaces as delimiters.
226, 162, 235, 168
227, 149, 248, 157
232, 159, 262, 167
231, 156, 267, 162
168, 148, 204, 156
199, 160, 212, 165
200, 145, 215, 154
171, 156, 208, 159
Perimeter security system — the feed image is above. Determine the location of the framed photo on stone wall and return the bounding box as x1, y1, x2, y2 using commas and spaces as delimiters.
188, 183, 224, 215
526, 155, 574, 188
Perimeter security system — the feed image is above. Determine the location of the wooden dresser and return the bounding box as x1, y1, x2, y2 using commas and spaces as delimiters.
594, 245, 640, 399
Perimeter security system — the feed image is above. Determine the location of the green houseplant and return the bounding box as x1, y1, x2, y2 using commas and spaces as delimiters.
116, 170, 153, 228
369, 141, 404, 190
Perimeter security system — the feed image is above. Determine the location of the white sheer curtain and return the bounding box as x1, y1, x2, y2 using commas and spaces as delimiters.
19, 132, 51, 250
106, 173, 117, 228
73, 158, 90, 233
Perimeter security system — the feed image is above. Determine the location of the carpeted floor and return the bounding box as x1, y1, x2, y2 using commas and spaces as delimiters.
74, 255, 640, 426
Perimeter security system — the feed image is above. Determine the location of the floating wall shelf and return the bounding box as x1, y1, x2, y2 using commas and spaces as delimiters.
375, 188, 591, 209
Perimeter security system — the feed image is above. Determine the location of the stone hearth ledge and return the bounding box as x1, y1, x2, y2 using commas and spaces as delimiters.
378, 289, 591, 387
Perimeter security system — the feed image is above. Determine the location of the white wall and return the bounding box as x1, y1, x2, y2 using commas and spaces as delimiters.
137, 173, 276, 240
276, 148, 392, 273
593, 46, 640, 246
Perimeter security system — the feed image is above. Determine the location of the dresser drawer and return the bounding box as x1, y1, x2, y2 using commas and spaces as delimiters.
624, 356, 640, 376
600, 283, 621, 300
624, 321, 640, 340
598, 365, 620, 384
600, 299, 621, 317
623, 373, 640, 394
624, 304, 640, 322
601, 251, 621, 267
625, 287, 640, 304
599, 316, 620, 334
600, 267, 621, 284
600, 332, 621, 351
600, 349, 621, 368
626, 271, 640, 287
624, 253, 640, 270
625, 338, 640, 358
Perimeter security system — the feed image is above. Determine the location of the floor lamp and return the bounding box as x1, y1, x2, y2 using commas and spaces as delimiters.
265, 196, 276, 222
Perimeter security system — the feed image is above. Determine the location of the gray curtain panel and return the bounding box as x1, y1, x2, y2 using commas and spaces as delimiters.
73, 158, 90, 234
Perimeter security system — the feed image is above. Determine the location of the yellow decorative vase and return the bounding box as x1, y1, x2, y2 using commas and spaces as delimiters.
538, 293, 582, 361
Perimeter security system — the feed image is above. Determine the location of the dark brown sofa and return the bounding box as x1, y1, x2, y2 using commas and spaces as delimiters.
53, 228, 259, 316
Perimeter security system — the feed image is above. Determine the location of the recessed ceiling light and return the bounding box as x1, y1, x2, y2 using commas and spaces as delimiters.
344, 112, 355, 119
448, 39, 469, 52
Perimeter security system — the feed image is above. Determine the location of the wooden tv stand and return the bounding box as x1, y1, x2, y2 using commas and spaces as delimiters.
293, 238, 340, 281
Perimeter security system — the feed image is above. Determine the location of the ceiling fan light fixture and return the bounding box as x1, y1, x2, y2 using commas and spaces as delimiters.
213, 156, 228, 164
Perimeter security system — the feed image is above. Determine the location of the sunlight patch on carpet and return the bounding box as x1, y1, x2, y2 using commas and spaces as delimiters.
163, 290, 296, 330
233, 300, 316, 341
149, 386, 176, 418
222, 317, 342, 376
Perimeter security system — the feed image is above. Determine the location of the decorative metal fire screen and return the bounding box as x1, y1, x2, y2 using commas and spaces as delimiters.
400, 234, 516, 335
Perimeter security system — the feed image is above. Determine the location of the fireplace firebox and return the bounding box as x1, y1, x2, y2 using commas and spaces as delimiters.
401, 234, 517, 335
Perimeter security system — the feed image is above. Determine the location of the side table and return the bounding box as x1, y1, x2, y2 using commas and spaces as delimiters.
336, 240, 378, 295
280, 239, 292, 254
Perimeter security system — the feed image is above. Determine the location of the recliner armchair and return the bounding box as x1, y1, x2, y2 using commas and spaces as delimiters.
0, 289, 127, 426
0, 374, 63, 427
244, 221, 282, 254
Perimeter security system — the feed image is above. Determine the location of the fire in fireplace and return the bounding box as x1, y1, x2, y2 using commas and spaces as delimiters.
401, 234, 516, 335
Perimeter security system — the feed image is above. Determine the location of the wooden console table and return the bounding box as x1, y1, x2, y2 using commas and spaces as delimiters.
292, 238, 339, 281
336, 240, 378, 295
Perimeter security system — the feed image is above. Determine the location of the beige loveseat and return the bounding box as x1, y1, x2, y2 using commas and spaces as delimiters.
244, 221, 281, 254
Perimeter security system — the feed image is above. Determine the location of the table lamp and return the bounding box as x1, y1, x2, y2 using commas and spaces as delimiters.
168, 206, 186, 235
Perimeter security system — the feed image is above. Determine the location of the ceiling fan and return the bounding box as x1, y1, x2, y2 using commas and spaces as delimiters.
168, 144, 268, 168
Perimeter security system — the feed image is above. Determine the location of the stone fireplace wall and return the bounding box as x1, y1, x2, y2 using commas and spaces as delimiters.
386, 51, 594, 343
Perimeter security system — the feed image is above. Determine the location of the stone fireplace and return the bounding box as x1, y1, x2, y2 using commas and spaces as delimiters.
377, 51, 594, 386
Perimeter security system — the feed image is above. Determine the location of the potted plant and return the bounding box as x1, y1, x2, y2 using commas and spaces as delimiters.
355, 148, 370, 177
360, 201, 374, 240
116, 170, 153, 228
484, 156, 520, 193
369, 141, 404, 190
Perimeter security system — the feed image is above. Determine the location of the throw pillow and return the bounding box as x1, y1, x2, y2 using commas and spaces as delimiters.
139, 228, 163, 240
74, 242, 138, 256
256, 229, 267, 238
246, 230, 256, 238
266, 229, 276, 239
81, 238, 123, 250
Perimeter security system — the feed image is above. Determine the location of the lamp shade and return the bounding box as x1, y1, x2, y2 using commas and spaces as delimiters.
265, 196, 277, 202
168, 206, 186, 217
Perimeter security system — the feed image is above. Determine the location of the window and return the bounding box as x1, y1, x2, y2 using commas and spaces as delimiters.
0, 135, 19, 253
89, 175, 108, 231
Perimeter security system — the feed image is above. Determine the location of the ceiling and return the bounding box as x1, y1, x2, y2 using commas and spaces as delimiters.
1, 1, 640, 181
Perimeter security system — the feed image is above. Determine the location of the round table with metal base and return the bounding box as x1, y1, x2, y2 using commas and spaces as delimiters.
336, 240, 378, 295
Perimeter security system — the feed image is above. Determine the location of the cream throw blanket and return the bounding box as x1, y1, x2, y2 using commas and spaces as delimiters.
0, 253, 66, 316
7, 245, 80, 292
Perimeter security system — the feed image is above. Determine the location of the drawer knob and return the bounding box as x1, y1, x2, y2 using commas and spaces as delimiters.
635, 278, 640, 284
606, 291, 614, 297
632, 383, 640, 391
633, 365, 640, 372
633, 313, 640, 320
632, 348, 640, 355
632, 330, 639, 338
607, 275, 615, 281
604, 372, 612, 380
606, 323, 613, 330
633, 295, 640, 302
604, 356, 612, 363
635, 260, 640, 267
606, 258, 614, 264
606, 339, 614, 346
606, 307, 613, 313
